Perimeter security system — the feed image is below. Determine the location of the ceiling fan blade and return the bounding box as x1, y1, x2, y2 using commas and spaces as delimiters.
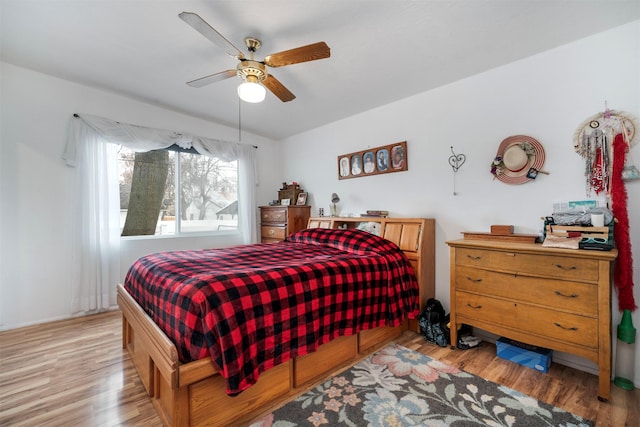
263, 42, 330, 68
187, 70, 236, 88
179, 12, 245, 59
262, 74, 295, 102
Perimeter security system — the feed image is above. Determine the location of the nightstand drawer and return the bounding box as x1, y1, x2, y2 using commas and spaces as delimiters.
259, 206, 311, 243
454, 265, 598, 316
261, 225, 286, 240
261, 208, 287, 223
456, 292, 597, 347
455, 248, 598, 282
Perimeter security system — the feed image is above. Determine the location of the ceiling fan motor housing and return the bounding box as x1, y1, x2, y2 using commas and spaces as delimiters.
244, 37, 262, 52
237, 60, 267, 83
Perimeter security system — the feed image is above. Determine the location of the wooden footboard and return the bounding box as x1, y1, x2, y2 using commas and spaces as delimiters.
118, 284, 405, 426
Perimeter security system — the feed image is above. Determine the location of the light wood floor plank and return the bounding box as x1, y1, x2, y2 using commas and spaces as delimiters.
1, 310, 638, 426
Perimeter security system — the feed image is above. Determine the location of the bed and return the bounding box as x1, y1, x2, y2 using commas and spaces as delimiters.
118, 217, 435, 426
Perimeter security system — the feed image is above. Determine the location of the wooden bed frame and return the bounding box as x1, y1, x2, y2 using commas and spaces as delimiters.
117, 217, 435, 426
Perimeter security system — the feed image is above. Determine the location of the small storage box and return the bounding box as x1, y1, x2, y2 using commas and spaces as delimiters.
491, 225, 514, 234
496, 337, 552, 373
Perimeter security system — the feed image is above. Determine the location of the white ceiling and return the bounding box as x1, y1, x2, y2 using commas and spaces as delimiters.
2, 1, 639, 140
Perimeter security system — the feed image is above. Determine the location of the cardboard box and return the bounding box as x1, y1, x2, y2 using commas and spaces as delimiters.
496, 337, 552, 373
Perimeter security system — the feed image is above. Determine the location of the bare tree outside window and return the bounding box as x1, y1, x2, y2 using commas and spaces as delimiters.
118, 146, 238, 236
121, 150, 170, 236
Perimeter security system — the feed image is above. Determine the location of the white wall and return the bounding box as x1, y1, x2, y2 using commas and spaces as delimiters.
0, 62, 281, 330
280, 21, 640, 383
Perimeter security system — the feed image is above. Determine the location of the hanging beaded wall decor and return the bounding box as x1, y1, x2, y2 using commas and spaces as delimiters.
574, 107, 639, 193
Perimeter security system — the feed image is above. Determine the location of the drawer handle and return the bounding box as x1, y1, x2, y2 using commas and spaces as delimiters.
269, 229, 275, 236
554, 264, 578, 271
466, 303, 483, 309
554, 290, 578, 298
466, 277, 482, 283
466, 255, 482, 260
554, 322, 578, 331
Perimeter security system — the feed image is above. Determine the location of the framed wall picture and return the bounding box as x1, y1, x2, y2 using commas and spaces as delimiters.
339, 156, 350, 177
363, 151, 375, 174
281, 198, 291, 206
377, 148, 389, 171
350, 154, 363, 176
391, 144, 406, 169
338, 141, 407, 180
296, 192, 308, 205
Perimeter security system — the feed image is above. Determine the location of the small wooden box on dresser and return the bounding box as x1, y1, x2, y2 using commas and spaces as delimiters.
446, 239, 617, 401
260, 205, 311, 243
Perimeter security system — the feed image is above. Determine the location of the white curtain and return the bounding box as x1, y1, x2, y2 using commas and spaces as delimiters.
63, 114, 258, 313
65, 117, 121, 312
237, 143, 258, 244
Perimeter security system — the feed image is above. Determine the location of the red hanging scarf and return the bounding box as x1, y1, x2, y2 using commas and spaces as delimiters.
611, 133, 637, 311
590, 146, 605, 193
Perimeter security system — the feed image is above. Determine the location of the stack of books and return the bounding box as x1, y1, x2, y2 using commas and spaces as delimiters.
360, 210, 389, 218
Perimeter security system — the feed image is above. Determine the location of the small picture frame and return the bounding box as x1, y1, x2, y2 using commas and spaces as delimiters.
363, 151, 375, 174
350, 154, 363, 176
296, 192, 308, 205
377, 149, 389, 171
391, 144, 406, 169
339, 157, 350, 177
281, 198, 291, 206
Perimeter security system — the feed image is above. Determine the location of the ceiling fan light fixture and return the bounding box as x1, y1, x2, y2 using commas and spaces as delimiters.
237, 75, 266, 103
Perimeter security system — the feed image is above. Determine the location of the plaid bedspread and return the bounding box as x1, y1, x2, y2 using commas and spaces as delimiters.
123, 227, 419, 395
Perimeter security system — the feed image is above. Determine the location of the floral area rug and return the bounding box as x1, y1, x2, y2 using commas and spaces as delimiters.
249, 343, 593, 427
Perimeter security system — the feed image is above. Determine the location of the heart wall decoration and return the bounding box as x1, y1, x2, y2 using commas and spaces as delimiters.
449, 146, 466, 195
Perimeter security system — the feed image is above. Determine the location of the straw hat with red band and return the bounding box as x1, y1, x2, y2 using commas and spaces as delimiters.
491, 135, 546, 185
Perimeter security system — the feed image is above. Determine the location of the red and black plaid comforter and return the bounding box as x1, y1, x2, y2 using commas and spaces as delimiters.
123, 227, 419, 395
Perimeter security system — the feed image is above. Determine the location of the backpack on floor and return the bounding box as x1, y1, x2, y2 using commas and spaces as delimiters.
418, 298, 448, 347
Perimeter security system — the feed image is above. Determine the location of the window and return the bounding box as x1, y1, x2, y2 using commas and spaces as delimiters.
118, 145, 238, 236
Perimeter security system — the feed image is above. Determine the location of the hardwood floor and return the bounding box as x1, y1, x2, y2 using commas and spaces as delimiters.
1, 310, 638, 426
0, 311, 161, 426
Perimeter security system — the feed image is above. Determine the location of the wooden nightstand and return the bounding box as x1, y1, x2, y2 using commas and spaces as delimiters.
260, 205, 311, 243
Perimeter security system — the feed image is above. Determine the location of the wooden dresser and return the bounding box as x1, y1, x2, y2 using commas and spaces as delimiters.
309, 216, 436, 333
447, 239, 617, 401
259, 205, 311, 243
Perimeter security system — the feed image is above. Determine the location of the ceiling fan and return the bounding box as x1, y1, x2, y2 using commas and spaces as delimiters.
179, 12, 331, 103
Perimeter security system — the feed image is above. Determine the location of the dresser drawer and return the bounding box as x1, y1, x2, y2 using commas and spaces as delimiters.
261, 208, 287, 223
455, 248, 599, 282
455, 265, 598, 316
456, 292, 598, 348
261, 225, 286, 241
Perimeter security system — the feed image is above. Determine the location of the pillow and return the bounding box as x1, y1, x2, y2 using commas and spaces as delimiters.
286, 227, 398, 255
355, 221, 381, 236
